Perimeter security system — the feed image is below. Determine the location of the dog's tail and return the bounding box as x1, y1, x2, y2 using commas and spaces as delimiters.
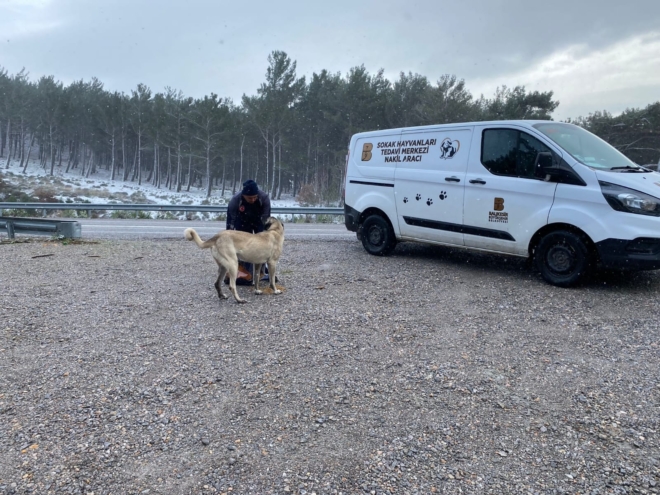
184, 228, 216, 249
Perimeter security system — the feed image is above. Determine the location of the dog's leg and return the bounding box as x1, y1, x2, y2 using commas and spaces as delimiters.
267, 261, 281, 294
226, 261, 246, 303
253, 263, 263, 295
214, 265, 229, 300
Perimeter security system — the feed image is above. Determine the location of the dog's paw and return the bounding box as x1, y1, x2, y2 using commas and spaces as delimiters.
254, 290, 263, 295
274, 289, 282, 295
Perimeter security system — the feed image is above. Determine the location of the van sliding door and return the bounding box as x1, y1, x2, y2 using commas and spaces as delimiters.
394, 128, 472, 246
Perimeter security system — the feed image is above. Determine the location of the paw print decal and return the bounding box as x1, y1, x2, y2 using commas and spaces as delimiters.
439, 191, 448, 200
426, 198, 433, 205
403, 197, 408, 203
415, 194, 421, 201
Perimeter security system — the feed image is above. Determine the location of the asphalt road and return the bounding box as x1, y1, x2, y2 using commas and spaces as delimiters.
75, 218, 354, 241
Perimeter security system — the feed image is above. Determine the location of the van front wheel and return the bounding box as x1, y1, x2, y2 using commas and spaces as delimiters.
535, 231, 589, 287
361, 215, 396, 256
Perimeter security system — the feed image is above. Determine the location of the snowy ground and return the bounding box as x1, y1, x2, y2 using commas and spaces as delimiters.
0, 159, 316, 222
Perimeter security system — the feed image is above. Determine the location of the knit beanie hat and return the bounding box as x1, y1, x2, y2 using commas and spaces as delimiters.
242, 180, 259, 196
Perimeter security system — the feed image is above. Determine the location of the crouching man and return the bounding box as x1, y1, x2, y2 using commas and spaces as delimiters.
225, 179, 271, 284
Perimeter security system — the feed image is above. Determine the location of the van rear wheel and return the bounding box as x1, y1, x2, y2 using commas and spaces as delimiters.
535, 230, 589, 287
361, 214, 396, 256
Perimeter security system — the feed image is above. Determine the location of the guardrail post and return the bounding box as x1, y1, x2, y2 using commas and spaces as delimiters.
6, 220, 15, 239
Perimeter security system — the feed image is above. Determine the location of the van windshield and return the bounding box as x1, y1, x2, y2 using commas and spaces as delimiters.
533, 123, 642, 171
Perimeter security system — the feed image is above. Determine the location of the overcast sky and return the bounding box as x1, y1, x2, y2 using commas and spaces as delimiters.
1, 0, 659, 121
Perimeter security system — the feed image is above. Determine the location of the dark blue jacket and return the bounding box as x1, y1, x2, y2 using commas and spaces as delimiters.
226, 190, 271, 233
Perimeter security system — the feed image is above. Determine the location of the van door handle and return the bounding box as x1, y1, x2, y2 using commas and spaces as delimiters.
445, 177, 461, 182
469, 179, 486, 185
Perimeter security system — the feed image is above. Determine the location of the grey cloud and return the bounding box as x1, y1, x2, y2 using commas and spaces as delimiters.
0, 0, 658, 118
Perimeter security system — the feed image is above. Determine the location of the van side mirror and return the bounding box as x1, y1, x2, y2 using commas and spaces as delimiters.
534, 152, 554, 180
534, 151, 587, 186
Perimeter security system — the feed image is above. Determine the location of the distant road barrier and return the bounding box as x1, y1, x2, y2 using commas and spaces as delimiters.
0, 203, 344, 215
0, 203, 345, 239
0, 216, 81, 239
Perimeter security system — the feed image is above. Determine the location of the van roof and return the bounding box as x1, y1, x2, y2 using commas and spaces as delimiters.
350, 120, 573, 138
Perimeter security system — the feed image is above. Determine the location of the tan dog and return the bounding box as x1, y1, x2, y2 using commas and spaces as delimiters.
184, 217, 284, 303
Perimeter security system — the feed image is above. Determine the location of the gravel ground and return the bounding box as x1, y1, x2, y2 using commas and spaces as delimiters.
1, 234, 660, 495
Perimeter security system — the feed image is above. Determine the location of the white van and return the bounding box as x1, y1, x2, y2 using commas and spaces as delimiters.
343, 120, 660, 287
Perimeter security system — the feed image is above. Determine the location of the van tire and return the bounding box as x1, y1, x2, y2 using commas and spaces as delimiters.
535, 230, 589, 287
361, 215, 396, 256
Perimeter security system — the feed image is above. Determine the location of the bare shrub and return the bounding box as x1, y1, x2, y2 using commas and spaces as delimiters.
32, 186, 59, 203
296, 184, 318, 206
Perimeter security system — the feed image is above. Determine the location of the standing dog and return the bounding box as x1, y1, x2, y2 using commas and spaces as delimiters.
184, 217, 284, 303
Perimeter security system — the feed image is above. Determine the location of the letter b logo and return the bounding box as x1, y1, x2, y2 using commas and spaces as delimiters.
494, 197, 504, 211
361, 143, 373, 161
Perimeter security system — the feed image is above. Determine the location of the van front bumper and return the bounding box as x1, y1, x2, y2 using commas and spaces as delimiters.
596, 237, 660, 271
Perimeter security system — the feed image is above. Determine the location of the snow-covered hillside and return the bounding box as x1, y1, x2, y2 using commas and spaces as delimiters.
0, 159, 303, 221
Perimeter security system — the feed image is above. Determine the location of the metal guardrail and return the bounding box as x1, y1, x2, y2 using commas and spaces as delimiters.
0, 203, 344, 239
0, 216, 82, 239
0, 203, 344, 215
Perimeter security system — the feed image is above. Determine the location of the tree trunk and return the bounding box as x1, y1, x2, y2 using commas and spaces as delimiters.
277, 139, 283, 199
166, 147, 172, 189
264, 129, 269, 191
232, 162, 236, 195
254, 146, 259, 186
147, 150, 154, 183
121, 133, 127, 181
17, 124, 23, 166
80, 144, 87, 176
314, 136, 319, 196
305, 134, 312, 185
270, 134, 277, 197
73, 137, 82, 171
110, 131, 116, 181
186, 152, 192, 192
11, 132, 18, 160
205, 143, 212, 198
89, 147, 97, 175
221, 157, 226, 197
137, 133, 142, 185
156, 146, 160, 188
65, 139, 75, 173
239, 134, 245, 192
13, 132, 19, 160
49, 125, 55, 176
22, 133, 35, 173
130, 142, 138, 182
150, 141, 158, 187
18, 126, 26, 169
5, 119, 11, 168
176, 144, 182, 192
85, 150, 94, 178
72, 141, 79, 171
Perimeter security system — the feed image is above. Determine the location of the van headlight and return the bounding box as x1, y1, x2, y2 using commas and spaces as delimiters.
599, 181, 660, 216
